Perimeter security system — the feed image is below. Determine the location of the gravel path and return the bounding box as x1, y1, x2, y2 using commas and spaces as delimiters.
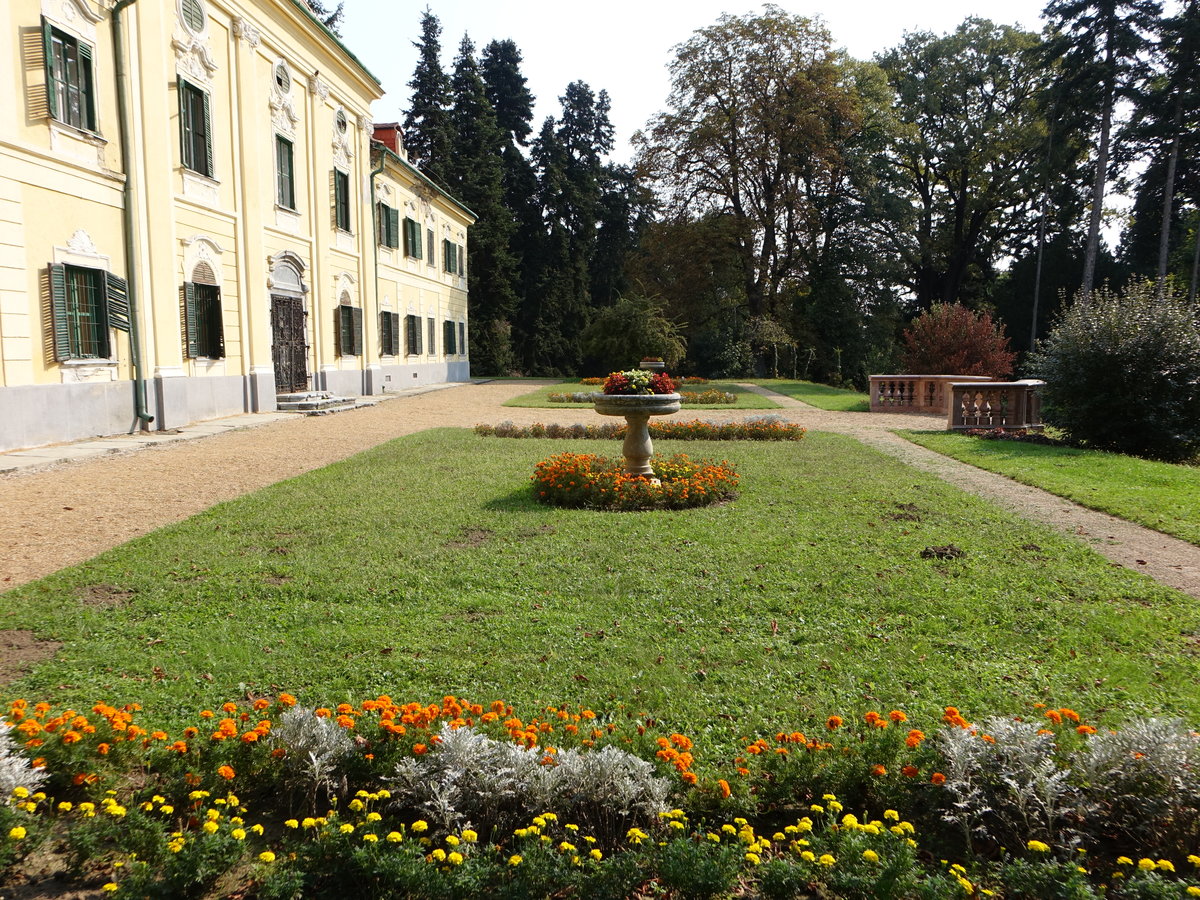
2, 381, 1198, 600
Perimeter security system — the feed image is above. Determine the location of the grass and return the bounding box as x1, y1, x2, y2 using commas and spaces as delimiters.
4, 429, 1198, 761
900, 431, 1200, 547
746, 379, 870, 411
502, 379, 780, 410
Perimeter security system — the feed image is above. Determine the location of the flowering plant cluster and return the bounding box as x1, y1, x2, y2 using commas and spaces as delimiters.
579, 377, 605, 385
963, 427, 1057, 445
679, 375, 709, 384
531, 452, 739, 510
3, 695, 1200, 897
475, 418, 806, 441
679, 389, 737, 404
601, 370, 677, 395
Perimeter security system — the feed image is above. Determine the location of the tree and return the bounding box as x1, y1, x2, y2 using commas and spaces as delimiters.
446, 36, 518, 375
1120, 0, 1200, 293
900, 303, 1016, 377
637, 7, 872, 322
305, 0, 344, 35
877, 19, 1073, 310
580, 296, 687, 370
402, 10, 454, 185
1029, 282, 1200, 459
1044, 0, 1161, 295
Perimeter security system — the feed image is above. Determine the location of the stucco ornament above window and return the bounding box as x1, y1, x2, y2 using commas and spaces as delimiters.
172, 0, 218, 85
332, 108, 353, 168
43, 0, 103, 39
270, 61, 299, 138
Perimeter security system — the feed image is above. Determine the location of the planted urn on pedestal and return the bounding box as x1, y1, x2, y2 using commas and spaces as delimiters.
592, 370, 681, 476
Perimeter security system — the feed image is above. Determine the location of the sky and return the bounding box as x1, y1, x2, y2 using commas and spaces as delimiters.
339, 0, 1051, 164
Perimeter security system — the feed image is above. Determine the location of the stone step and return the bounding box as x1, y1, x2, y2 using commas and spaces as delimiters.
275, 393, 358, 414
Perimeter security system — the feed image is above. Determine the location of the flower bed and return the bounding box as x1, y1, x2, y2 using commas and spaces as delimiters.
3, 696, 1200, 898
475, 418, 806, 441
531, 452, 739, 510
602, 370, 677, 395
679, 389, 736, 404
964, 427, 1060, 445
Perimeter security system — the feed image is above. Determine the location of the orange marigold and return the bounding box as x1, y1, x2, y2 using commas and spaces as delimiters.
901, 765, 919, 778
826, 716, 843, 730
930, 772, 946, 786
718, 779, 731, 798
217, 765, 236, 780
870, 764, 887, 777
889, 710, 908, 723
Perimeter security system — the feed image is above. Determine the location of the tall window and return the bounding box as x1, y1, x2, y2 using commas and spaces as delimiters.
337, 303, 362, 356
442, 239, 456, 274
43, 21, 95, 131
276, 136, 295, 209
443, 319, 456, 355
403, 218, 422, 259
48, 263, 131, 360
377, 203, 399, 248
458, 321, 466, 356
179, 80, 212, 177
427, 317, 436, 356
183, 280, 224, 358
405, 314, 422, 356
333, 170, 351, 232
426, 228, 435, 267
380, 311, 400, 356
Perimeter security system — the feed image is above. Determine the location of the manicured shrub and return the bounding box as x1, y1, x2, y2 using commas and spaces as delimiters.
900, 303, 1016, 377
1029, 283, 1200, 460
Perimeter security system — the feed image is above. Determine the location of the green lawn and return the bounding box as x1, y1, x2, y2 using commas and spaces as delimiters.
747, 379, 870, 411
901, 431, 1200, 547
502, 379, 780, 410
3, 428, 1197, 758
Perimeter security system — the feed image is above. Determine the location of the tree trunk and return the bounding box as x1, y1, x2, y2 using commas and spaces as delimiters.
1082, 38, 1116, 297
1156, 90, 1184, 296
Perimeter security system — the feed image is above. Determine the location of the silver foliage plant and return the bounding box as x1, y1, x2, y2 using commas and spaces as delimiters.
387, 724, 670, 843
271, 706, 356, 801
933, 715, 1200, 855
0, 719, 47, 796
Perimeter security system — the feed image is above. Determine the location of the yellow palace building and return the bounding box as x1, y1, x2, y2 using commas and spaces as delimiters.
0, 0, 474, 453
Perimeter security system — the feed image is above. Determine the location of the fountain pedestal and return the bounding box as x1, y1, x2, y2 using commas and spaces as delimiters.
592, 393, 682, 476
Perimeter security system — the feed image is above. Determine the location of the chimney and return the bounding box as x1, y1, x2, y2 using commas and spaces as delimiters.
372, 123, 407, 158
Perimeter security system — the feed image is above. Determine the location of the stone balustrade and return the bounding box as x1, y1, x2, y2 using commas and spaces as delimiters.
869, 375, 992, 415
948, 380, 1045, 431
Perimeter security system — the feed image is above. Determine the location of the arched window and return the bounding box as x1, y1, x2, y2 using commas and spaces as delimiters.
183, 261, 223, 358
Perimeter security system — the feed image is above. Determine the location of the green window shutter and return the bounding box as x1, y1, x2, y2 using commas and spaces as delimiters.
336, 305, 348, 355
49, 263, 70, 360
443, 319, 455, 355
388, 208, 400, 249
42, 19, 58, 119
351, 306, 363, 355
200, 88, 212, 177
414, 222, 423, 259
391, 313, 401, 355
458, 244, 465, 276
426, 228, 435, 266
105, 272, 130, 333
330, 171, 338, 229
78, 41, 94, 131
402, 218, 411, 255
184, 282, 199, 357
459, 321, 466, 355
379, 311, 391, 355
178, 80, 193, 171
442, 239, 452, 273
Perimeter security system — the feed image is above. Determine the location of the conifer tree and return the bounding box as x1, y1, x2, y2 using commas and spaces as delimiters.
447, 36, 519, 374
1044, 0, 1161, 294
402, 10, 454, 185
305, 0, 344, 35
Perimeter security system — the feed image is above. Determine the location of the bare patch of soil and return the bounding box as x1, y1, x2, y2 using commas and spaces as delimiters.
0, 630, 62, 686
445, 526, 494, 549
77, 583, 133, 608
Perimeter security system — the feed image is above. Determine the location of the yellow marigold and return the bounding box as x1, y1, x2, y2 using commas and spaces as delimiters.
1138, 858, 1157, 871
259, 851, 276, 863
411, 820, 428, 834
508, 854, 523, 866
461, 829, 477, 843
339, 824, 354, 834
590, 849, 603, 861
1158, 860, 1175, 873
102, 884, 118, 893
430, 848, 446, 862
1027, 840, 1051, 853
362, 833, 378, 843
863, 850, 880, 863
800, 850, 816, 862
202, 821, 218, 834
819, 854, 836, 867
445, 834, 460, 847
8, 826, 27, 840
1117, 857, 1133, 865
1185, 887, 1200, 897
448, 851, 463, 865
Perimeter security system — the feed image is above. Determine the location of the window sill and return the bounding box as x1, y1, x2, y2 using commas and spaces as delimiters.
181, 169, 221, 205
48, 120, 107, 169
61, 357, 116, 366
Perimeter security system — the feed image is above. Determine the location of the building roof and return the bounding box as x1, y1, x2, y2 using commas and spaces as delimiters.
284, 0, 382, 89
371, 142, 478, 223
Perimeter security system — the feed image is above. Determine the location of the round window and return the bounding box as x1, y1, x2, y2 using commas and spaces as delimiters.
275, 62, 291, 93
179, 0, 206, 34
335, 110, 348, 134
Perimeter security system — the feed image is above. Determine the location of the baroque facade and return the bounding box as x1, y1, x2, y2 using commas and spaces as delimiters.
0, 0, 474, 453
